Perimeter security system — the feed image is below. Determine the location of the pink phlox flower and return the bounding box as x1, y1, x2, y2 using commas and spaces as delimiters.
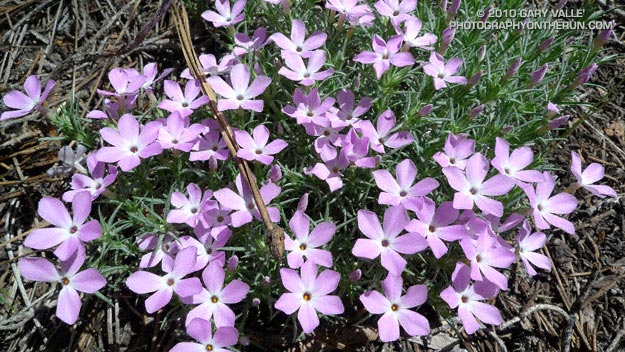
158, 79, 210, 117
285, 210, 335, 269
359, 273, 429, 342
233, 27, 268, 56
18, 247, 106, 324
235, 125, 288, 165
96, 114, 163, 172
197, 204, 232, 239
422, 52, 467, 90
355, 109, 413, 153
394, 18, 437, 50
126, 246, 203, 313
516, 220, 551, 276
571, 151, 617, 198
275, 260, 344, 333
214, 173, 281, 227
282, 87, 335, 125
1, 75, 55, 120
141, 62, 173, 91
326, 0, 374, 26
374, 0, 416, 25
459, 231, 516, 290
170, 318, 238, 352
443, 153, 514, 217
342, 128, 379, 168
433, 133, 475, 169
485, 212, 524, 234
47, 144, 88, 177
97, 67, 146, 97
167, 183, 215, 227
354, 35, 414, 79
182, 261, 249, 327
270, 19, 328, 58
440, 262, 502, 334
310, 116, 345, 161
306, 149, 351, 191
189, 121, 229, 169
405, 200, 469, 258
278, 50, 334, 86
352, 205, 428, 275
179, 228, 232, 271
62, 153, 118, 202
491, 137, 543, 184
372, 158, 439, 208
157, 112, 205, 152
181, 53, 236, 80
546, 101, 560, 117
24, 193, 101, 261
207, 63, 271, 112
522, 172, 578, 234
137, 233, 178, 269
330, 89, 372, 128
201, 0, 246, 28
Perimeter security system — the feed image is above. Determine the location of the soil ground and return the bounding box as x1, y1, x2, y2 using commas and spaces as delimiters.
1, 1, 624, 351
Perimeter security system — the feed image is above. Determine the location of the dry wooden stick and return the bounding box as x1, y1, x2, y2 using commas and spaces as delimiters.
171, 1, 285, 258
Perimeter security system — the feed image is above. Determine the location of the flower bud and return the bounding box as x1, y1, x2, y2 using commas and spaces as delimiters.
297, 193, 309, 211
469, 104, 484, 118
548, 114, 570, 129
477, 45, 486, 62
505, 58, 522, 79
438, 27, 456, 54
227, 255, 239, 271
269, 164, 282, 183
262, 276, 271, 287
538, 37, 554, 52
569, 63, 597, 90
419, 104, 433, 117
529, 64, 548, 88
239, 336, 251, 346
480, 6, 492, 22
546, 102, 559, 118
349, 269, 362, 282
252, 297, 261, 307
467, 70, 483, 89
592, 22, 614, 50
448, 0, 461, 16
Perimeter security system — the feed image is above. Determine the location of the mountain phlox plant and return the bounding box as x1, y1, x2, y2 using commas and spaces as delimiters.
5, 0, 619, 349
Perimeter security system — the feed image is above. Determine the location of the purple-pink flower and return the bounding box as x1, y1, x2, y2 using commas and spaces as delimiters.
24, 192, 102, 261
570, 151, 617, 198
433, 133, 475, 169
201, 0, 245, 28
354, 35, 414, 79
167, 183, 215, 227
490, 137, 543, 184
1, 75, 55, 120
207, 64, 271, 112
18, 247, 106, 324
158, 80, 210, 117
374, 0, 416, 25
270, 19, 327, 58
182, 261, 249, 327
96, 114, 163, 172
278, 50, 334, 86
352, 205, 427, 275
360, 273, 429, 342
285, 210, 335, 269
157, 112, 204, 152
126, 247, 203, 313
443, 153, 514, 217
459, 231, 516, 290
372, 159, 439, 208
422, 52, 466, 90
62, 153, 118, 202
356, 109, 413, 153
522, 172, 578, 234
516, 221, 551, 276
275, 260, 344, 333
170, 318, 238, 352
440, 262, 502, 334
235, 125, 288, 165
394, 18, 437, 50
282, 88, 335, 125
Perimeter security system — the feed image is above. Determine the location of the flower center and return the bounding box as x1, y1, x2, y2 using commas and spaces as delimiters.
216, 216, 224, 223
346, 114, 353, 120
296, 46, 303, 52
537, 204, 544, 212
302, 292, 311, 301
95, 182, 102, 190
299, 243, 307, 251
247, 203, 255, 210
130, 146, 139, 153
323, 130, 330, 137
205, 344, 213, 351
382, 52, 390, 60
255, 149, 263, 155
391, 303, 398, 311
504, 167, 511, 174
167, 278, 175, 286
207, 248, 213, 255
399, 190, 407, 197
469, 187, 478, 195
303, 72, 311, 78
69, 225, 78, 234
211, 295, 219, 303
172, 139, 179, 144
307, 111, 314, 117
381, 239, 390, 247
331, 166, 339, 174
212, 146, 218, 151
461, 295, 469, 303
190, 207, 198, 214
378, 137, 385, 144
449, 157, 456, 164
61, 277, 70, 285
181, 102, 189, 108
475, 254, 482, 263
437, 73, 445, 79
429, 225, 436, 233
236, 94, 244, 100
393, 10, 399, 16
